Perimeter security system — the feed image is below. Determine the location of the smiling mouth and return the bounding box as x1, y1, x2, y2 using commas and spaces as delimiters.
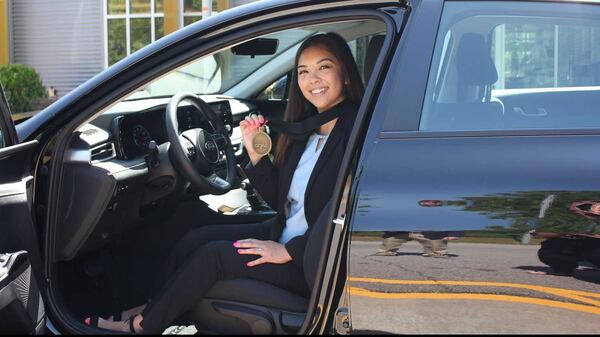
311, 87, 328, 95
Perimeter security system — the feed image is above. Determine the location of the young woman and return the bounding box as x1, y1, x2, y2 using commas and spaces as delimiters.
88, 32, 364, 333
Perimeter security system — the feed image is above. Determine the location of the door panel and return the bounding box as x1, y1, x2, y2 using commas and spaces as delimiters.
348, 135, 600, 334
0, 251, 45, 334
0, 141, 45, 334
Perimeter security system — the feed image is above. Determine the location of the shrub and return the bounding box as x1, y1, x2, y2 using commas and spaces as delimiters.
0, 64, 47, 114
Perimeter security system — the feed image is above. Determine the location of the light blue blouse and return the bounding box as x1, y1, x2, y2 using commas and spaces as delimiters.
279, 132, 329, 245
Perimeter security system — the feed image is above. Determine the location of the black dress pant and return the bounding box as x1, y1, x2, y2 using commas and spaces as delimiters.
538, 237, 600, 274
140, 222, 309, 333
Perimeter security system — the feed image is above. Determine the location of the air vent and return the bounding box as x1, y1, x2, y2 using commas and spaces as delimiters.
90, 142, 116, 162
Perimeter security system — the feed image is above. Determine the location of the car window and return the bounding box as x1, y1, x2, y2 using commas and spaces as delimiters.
126, 29, 312, 100
256, 74, 288, 100
0, 130, 4, 148
419, 1, 600, 132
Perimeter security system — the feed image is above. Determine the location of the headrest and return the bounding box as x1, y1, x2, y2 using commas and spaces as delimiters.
363, 35, 386, 83
455, 33, 498, 86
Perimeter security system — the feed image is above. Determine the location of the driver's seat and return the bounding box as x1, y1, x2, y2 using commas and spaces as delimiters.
190, 279, 308, 334
188, 200, 332, 334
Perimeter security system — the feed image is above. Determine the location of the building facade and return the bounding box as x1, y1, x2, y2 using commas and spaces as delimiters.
0, 0, 253, 98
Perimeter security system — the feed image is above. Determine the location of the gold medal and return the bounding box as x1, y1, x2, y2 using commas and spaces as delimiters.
251, 126, 272, 156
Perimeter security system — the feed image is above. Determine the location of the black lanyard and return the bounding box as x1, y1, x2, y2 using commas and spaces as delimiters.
266, 101, 347, 140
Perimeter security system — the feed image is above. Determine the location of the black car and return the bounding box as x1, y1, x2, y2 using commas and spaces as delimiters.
1, 0, 599, 334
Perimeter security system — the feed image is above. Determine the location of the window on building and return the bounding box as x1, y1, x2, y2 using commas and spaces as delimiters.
183, 0, 220, 26
419, 1, 600, 132
106, 0, 165, 66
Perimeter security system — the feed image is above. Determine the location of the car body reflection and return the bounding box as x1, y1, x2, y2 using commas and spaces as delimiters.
350, 191, 600, 334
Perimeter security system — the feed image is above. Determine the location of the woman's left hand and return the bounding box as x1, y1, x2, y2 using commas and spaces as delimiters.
234, 239, 292, 267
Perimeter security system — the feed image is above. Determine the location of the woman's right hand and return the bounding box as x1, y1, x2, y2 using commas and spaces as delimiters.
239, 113, 266, 166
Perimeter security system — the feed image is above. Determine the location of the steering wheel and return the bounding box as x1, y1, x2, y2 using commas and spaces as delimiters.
165, 93, 236, 195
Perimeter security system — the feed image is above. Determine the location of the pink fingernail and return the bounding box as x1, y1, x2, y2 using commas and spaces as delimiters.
247, 262, 252, 267
233, 242, 239, 247
85, 318, 90, 325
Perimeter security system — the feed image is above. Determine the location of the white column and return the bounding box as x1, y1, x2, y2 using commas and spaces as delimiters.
202, 0, 212, 19
125, 0, 131, 55
150, 0, 155, 42
102, 0, 108, 68
494, 25, 505, 89
554, 25, 559, 87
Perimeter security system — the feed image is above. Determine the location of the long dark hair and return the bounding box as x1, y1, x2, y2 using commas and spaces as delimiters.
273, 33, 364, 168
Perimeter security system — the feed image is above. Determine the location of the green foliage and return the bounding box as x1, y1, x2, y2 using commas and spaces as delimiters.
460, 191, 600, 234
0, 64, 47, 114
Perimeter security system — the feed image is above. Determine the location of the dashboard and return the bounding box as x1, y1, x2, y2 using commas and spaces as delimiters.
79, 95, 259, 166
93, 98, 238, 160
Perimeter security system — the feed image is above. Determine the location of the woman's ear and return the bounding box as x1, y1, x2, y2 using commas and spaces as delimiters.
344, 70, 351, 85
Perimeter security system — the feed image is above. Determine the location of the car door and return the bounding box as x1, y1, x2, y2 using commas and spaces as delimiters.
345, 0, 600, 334
0, 83, 46, 333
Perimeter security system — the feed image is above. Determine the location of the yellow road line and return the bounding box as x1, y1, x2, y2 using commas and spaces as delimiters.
349, 287, 600, 316
349, 277, 600, 307
561, 293, 600, 308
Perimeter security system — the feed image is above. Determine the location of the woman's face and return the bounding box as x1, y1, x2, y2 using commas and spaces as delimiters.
297, 44, 347, 112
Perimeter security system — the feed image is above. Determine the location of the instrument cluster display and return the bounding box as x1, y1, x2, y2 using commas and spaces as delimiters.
132, 124, 152, 150
114, 100, 233, 160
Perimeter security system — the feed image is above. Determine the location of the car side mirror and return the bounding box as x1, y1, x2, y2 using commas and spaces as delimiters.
0, 82, 18, 147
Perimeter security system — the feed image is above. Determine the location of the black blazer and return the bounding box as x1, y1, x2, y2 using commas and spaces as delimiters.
244, 100, 358, 269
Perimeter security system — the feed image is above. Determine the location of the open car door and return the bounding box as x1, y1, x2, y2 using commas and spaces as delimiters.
0, 83, 46, 334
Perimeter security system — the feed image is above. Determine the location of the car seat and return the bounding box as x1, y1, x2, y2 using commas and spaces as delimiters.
429, 33, 504, 131
188, 199, 334, 334
363, 35, 386, 84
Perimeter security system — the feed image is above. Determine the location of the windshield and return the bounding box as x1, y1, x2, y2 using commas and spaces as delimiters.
126, 29, 312, 100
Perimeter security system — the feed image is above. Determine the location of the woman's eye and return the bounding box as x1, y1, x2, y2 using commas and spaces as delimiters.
320, 64, 331, 70
298, 70, 308, 75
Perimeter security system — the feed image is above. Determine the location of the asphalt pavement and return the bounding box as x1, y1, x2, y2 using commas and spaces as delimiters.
348, 241, 600, 334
